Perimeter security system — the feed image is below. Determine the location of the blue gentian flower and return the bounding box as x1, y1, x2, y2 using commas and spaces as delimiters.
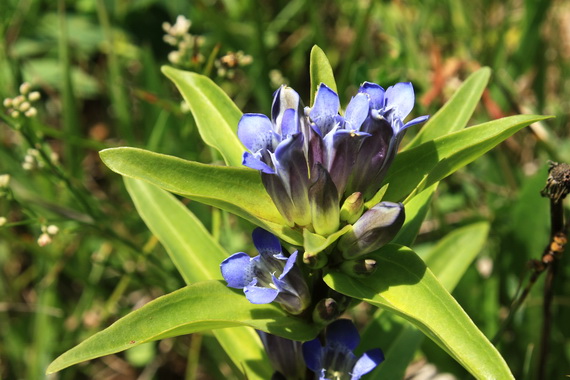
346, 82, 429, 198
220, 228, 310, 315
302, 319, 384, 380
258, 331, 306, 380
238, 86, 312, 227
308, 84, 371, 197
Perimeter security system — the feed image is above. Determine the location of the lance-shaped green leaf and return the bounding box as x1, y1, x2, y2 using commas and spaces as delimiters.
365, 222, 491, 380
393, 182, 438, 246
309, 45, 337, 106
47, 281, 319, 375
100, 147, 303, 245
405, 67, 491, 149
383, 114, 552, 203
123, 179, 275, 379
324, 244, 513, 380
162, 66, 244, 167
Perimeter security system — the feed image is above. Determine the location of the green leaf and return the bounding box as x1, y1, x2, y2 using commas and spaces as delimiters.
393, 183, 438, 246
162, 66, 244, 167
309, 45, 337, 106
124, 178, 272, 379
125, 178, 225, 283
384, 114, 553, 203
366, 222, 491, 379
324, 245, 513, 380
303, 225, 352, 256
100, 147, 302, 245
423, 221, 490, 291
46, 281, 318, 375
405, 67, 492, 149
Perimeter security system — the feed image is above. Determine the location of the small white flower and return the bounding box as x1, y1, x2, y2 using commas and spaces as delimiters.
37, 233, 52, 247
19, 82, 31, 95
0, 217, 6, 227
28, 91, 41, 102
3, 98, 13, 108
10, 110, 20, 118
19, 101, 31, 112
0, 174, 10, 187
12, 95, 25, 108
24, 108, 37, 118
46, 225, 59, 235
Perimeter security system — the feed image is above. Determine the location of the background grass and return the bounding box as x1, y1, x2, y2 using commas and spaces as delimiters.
1, 0, 569, 379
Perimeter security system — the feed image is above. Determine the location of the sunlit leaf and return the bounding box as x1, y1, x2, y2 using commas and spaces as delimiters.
47, 281, 318, 375
405, 67, 491, 149
324, 245, 513, 380
162, 66, 244, 167
100, 147, 302, 245
309, 45, 337, 106
384, 114, 552, 203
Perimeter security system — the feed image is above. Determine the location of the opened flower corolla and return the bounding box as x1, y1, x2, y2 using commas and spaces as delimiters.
220, 227, 310, 315
302, 319, 384, 380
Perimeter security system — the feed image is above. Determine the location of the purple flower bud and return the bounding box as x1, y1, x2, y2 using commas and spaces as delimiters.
338, 202, 405, 259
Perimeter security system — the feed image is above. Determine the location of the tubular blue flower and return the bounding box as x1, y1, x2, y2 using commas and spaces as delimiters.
302, 319, 384, 380
258, 331, 306, 380
346, 81, 429, 199
239, 86, 312, 227
308, 84, 371, 196
220, 228, 310, 315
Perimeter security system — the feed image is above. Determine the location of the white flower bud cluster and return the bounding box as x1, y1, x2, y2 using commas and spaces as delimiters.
162, 15, 204, 67
37, 224, 59, 247
215, 51, 253, 78
3, 82, 41, 118
22, 148, 44, 171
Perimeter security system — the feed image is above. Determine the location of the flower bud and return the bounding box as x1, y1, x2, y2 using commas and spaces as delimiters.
0, 216, 6, 227
338, 201, 405, 259
309, 164, 340, 236
340, 258, 378, 278
303, 250, 328, 269
312, 298, 339, 324
0, 174, 10, 188
340, 192, 364, 224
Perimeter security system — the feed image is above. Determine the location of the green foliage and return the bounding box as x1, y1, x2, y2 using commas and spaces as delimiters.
324, 244, 512, 380
2, 1, 568, 378
309, 45, 337, 105
124, 178, 273, 379
162, 67, 245, 167
46, 280, 318, 374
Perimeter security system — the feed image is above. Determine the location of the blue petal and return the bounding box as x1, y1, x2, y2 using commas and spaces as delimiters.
310, 84, 340, 135
220, 252, 252, 288
344, 93, 369, 130
280, 108, 298, 137
238, 114, 275, 152
252, 228, 282, 256
403, 114, 430, 129
326, 319, 360, 351
279, 250, 298, 279
358, 82, 385, 110
244, 280, 280, 304
242, 152, 275, 174
350, 349, 384, 380
384, 82, 415, 120
302, 338, 323, 371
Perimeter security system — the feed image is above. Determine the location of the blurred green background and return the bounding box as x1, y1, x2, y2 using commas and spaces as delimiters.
0, 0, 569, 379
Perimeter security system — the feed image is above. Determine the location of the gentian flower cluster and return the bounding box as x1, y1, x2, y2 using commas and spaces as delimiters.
302, 319, 384, 380
238, 81, 427, 259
